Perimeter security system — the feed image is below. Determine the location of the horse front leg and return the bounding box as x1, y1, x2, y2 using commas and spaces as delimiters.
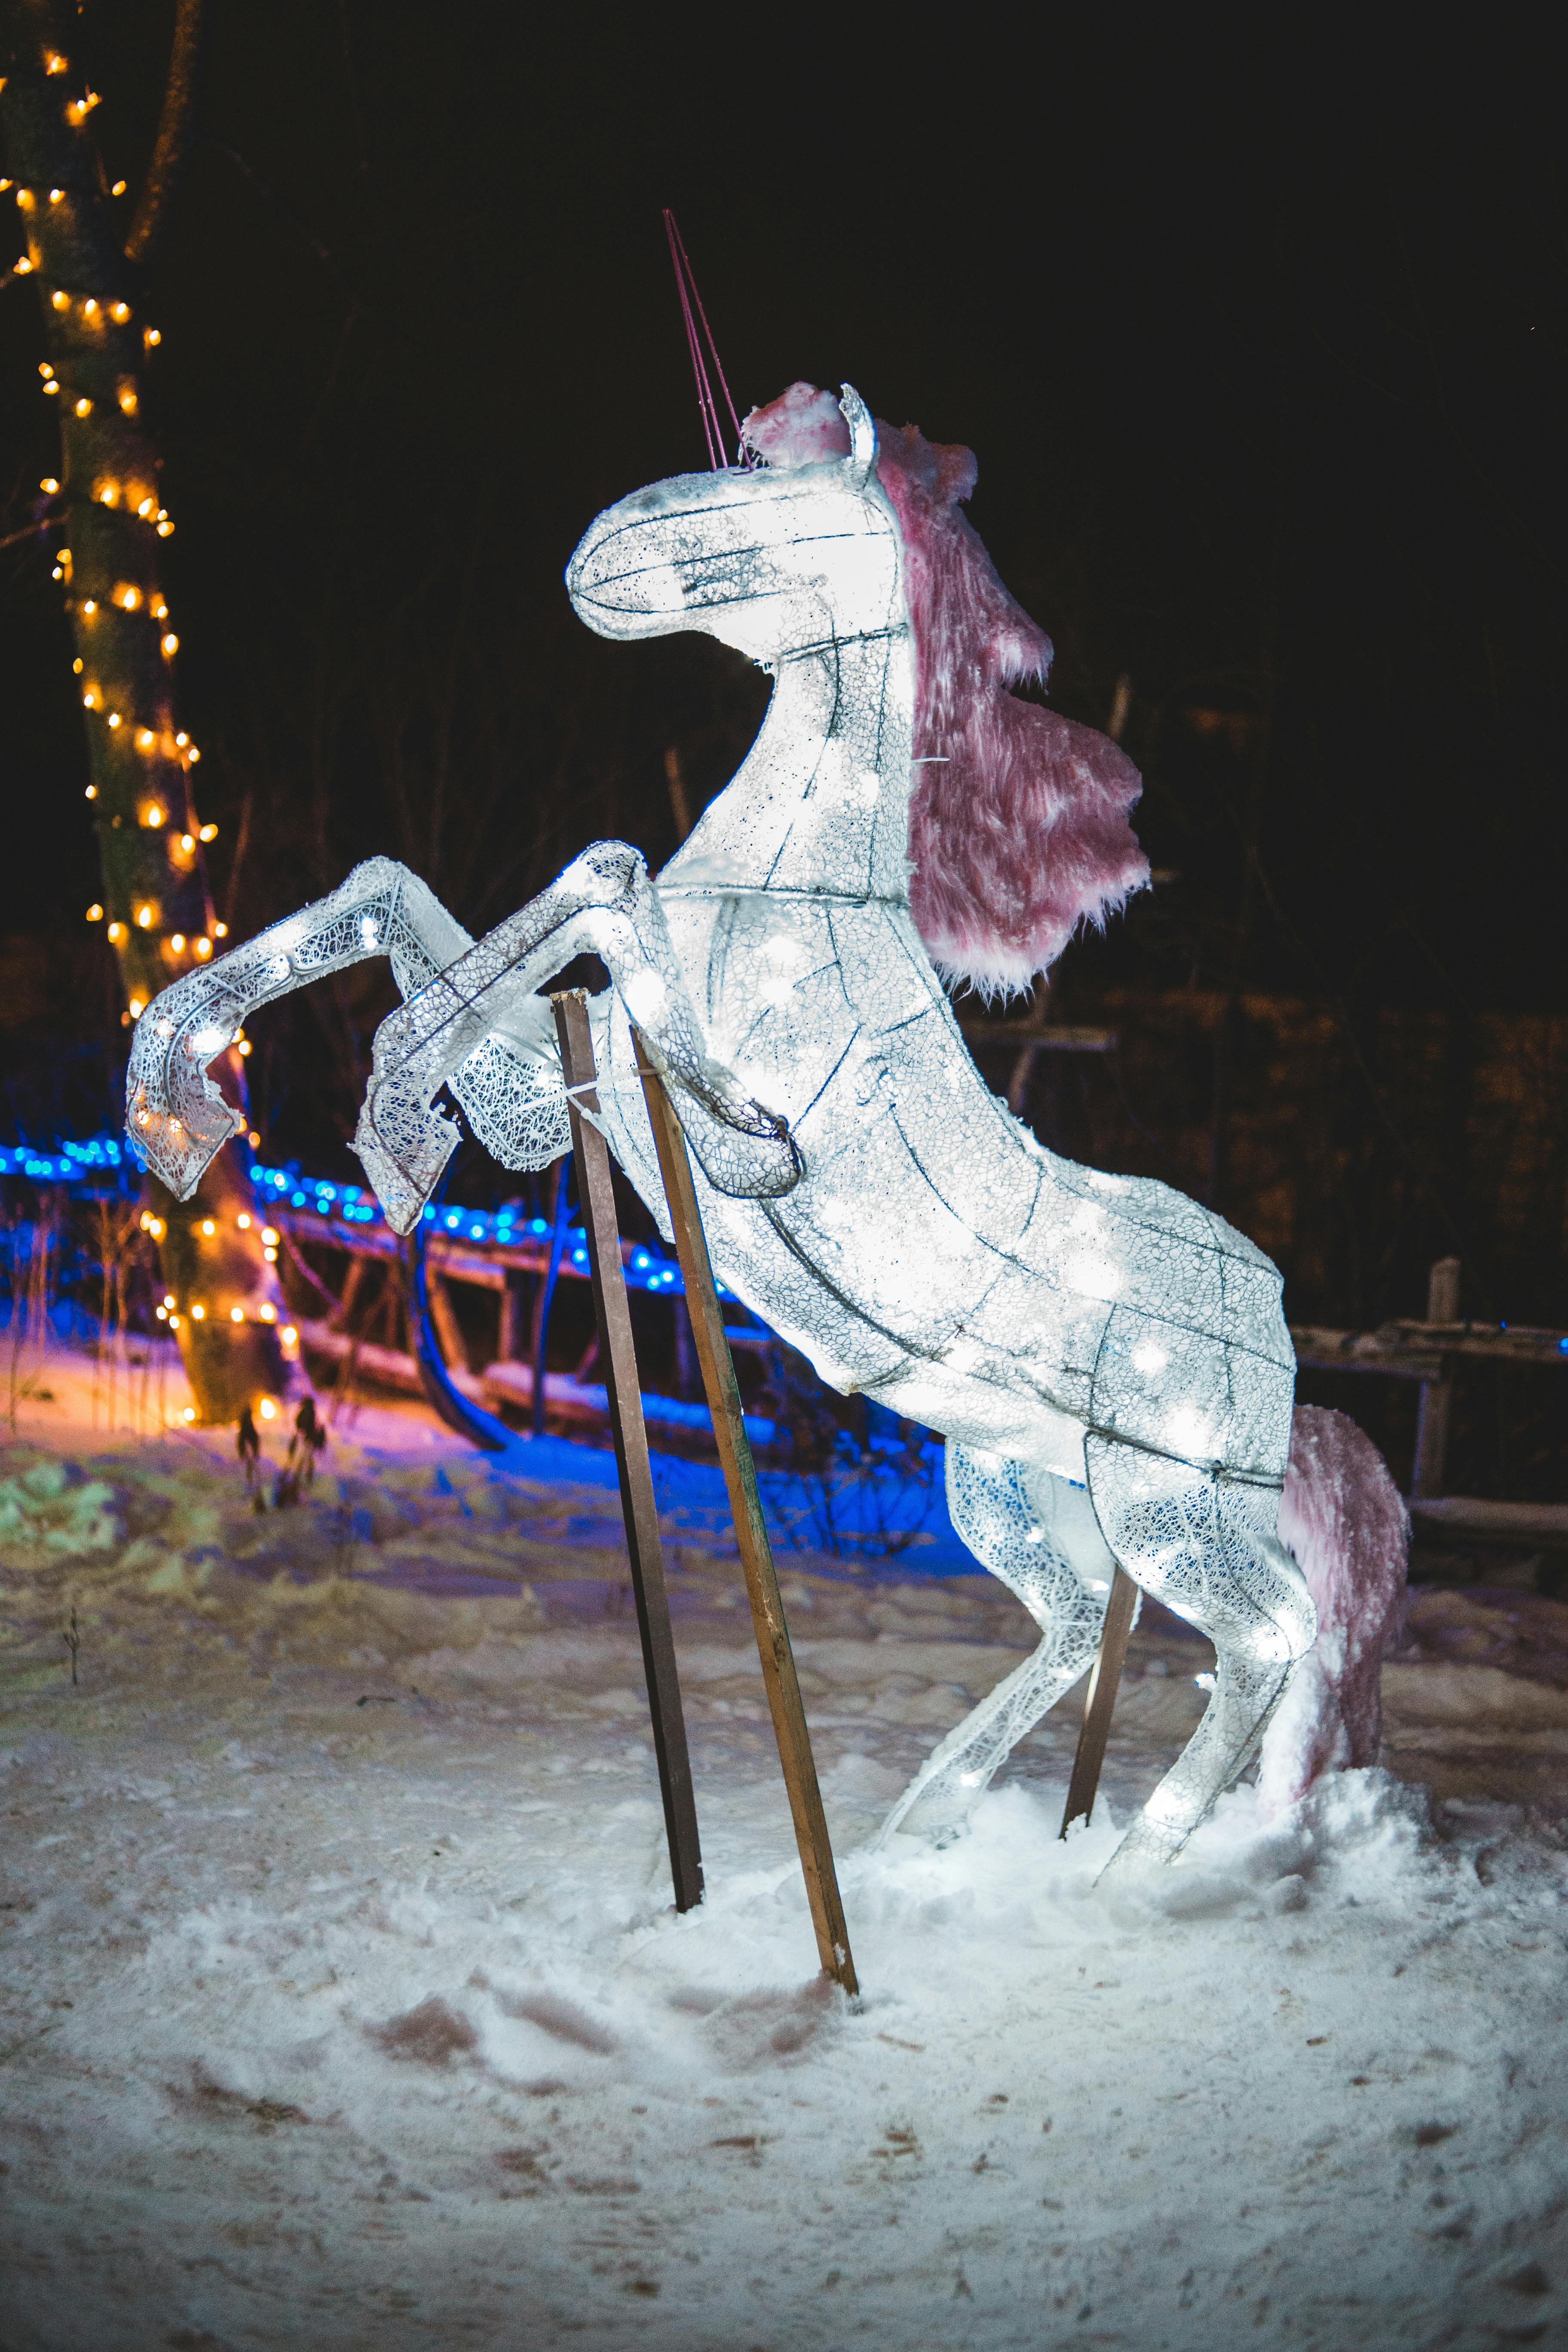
354, 840, 802, 1233
126, 858, 475, 1200
877, 1447, 1113, 1847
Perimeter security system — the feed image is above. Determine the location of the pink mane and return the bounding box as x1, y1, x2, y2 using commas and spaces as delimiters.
742, 383, 1149, 995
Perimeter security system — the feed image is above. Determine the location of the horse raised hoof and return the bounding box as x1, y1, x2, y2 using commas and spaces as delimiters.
352, 1087, 460, 1236
125, 974, 253, 1199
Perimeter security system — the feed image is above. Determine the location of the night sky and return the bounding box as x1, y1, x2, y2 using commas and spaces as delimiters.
3, 3, 1564, 1077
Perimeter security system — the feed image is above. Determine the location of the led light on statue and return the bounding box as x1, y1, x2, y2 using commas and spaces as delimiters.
123, 382, 1315, 1877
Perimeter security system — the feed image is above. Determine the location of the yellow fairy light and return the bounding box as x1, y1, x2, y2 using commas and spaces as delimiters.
281, 1329, 298, 1348
99, 485, 119, 507
200, 1218, 215, 1237
199, 823, 217, 841
145, 803, 164, 827
117, 385, 137, 415
181, 1404, 195, 1420
168, 931, 184, 951
82, 297, 98, 319
38, 360, 52, 376
214, 921, 229, 938
81, 598, 97, 616
237, 1213, 251, 1230
86, 903, 102, 921
110, 299, 129, 322
47, 187, 61, 204
44, 49, 67, 72
12, 255, 32, 273
261, 1228, 279, 1247
187, 746, 200, 762
193, 936, 212, 959
258, 1302, 276, 1322
43, 380, 58, 396
144, 327, 160, 347
163, 1293, 175, 1308
175, 731, 188, 747
111, 181, 126, 197
107, 710, 122, 729
230, 1308, 244, 1323
83, 778, 94, 793
73, 396, 92, 416
179, 831, 193, 852
81, 687, 98, 707
106, 919, 124, 941
156, 1303, 167, 1320
161, 632, 178, 655
137, 498, 154, 518
116, 583, 142, 610
127, 994, 144, 1017
259, 1396, 278, 1418
156, 520, 174, 536
190, 1304, 205, 1320
135, 726, 155, 751
50, 289, 67, 310
150, 597, 168, 620
40, 476, 58, 493
237, 1039, 252, 1057
135, 903, 153, 926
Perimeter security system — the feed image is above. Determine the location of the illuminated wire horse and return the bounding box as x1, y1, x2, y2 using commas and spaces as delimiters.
126, 383, 1315, 1875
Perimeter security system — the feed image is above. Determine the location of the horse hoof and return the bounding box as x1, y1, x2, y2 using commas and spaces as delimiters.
1095, 1815, 1186, 1883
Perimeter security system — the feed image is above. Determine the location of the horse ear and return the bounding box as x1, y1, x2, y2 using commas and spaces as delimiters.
838, 384, 877, 480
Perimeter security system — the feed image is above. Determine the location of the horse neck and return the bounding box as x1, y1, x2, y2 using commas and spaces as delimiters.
659, 624, 916, 904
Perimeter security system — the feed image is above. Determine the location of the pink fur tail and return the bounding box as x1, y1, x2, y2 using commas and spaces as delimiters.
1256, 1406, 1410, 1818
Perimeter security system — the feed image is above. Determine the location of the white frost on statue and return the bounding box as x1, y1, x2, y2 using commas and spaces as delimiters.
126, 383, 1323, 1874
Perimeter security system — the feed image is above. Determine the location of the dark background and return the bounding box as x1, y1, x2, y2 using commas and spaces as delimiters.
3, 5, 1565, 1387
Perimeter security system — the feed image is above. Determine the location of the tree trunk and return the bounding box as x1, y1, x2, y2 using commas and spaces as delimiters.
1, 0, 282, 1421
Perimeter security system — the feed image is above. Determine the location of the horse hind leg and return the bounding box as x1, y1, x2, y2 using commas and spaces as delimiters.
1083, 1434, 1317, 1879
876, 1445, 1115, 1848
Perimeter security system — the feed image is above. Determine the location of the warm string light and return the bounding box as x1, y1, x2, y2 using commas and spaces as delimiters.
143, 1198, 286, 1348
32, 56, 263, 1340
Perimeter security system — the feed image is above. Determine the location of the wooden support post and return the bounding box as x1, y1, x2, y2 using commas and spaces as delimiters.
1007, 1040, 1041, 1117
632, 1029, 859, 1998
427, 1270, 470, 1375
1411, 1256, 1461, 1501
498, 1268, 526, 1365
552, 994, 704, 1915
1060, 1563, 1140, 1838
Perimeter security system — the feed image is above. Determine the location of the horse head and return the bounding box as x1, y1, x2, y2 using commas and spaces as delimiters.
565, 386, 900, 666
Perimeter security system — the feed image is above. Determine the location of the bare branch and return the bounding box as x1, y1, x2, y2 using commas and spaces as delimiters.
125, 0, 205, 270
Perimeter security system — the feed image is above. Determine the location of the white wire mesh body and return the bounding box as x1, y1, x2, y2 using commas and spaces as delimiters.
125, 388, 1314, 1868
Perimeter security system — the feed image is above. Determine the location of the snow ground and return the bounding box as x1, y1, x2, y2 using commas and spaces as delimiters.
2, 1354, 1567, 2352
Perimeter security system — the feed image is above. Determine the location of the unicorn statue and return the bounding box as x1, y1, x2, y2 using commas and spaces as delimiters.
126, 381, 1317, 1876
